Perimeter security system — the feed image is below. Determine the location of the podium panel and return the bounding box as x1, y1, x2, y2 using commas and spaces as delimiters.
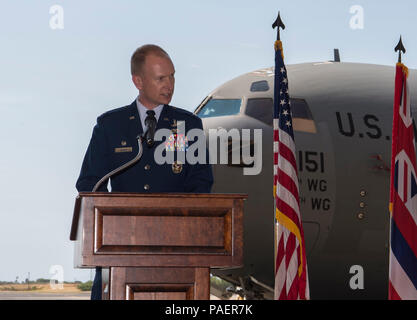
95, 208, 229, 254
109, 267, 209, 300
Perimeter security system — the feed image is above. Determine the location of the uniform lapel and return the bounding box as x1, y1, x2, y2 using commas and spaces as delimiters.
127, 100, 143, 139
156, 104, 172, 130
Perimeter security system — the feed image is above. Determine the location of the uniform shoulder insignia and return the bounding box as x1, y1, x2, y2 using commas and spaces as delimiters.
100, 105, 131, 120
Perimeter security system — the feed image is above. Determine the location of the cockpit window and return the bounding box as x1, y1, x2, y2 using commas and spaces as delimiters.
250, 80, 269, 92
291, 98, 314, 119
245, 98, 316, 133
197, 99, 241, 118
245, 98, 274, 126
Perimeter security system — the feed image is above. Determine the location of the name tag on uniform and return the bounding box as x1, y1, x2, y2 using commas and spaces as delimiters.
114, 147, 132, 153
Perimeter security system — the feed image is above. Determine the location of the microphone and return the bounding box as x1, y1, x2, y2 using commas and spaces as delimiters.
92, 135, 144, 192
144, 124, 156, 146
144, 110, 157, 146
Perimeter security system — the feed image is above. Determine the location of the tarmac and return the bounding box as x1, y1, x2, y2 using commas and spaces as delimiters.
0, 292, 221, 300
0, 291, 91, 300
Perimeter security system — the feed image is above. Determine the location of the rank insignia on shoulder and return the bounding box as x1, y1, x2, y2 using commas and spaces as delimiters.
172, 160, 183, 174
115, 147, 132, 153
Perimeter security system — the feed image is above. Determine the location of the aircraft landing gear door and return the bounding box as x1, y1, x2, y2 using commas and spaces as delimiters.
294, 118, 336, 258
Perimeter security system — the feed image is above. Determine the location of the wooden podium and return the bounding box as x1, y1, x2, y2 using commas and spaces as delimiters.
70, 193, 247, 300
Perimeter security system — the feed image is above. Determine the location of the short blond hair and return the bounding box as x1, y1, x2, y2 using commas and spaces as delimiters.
130, 44, 171, 76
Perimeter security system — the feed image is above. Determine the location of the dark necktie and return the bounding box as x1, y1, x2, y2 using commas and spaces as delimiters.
145, 110, 156, 130
144, 110, 157, 146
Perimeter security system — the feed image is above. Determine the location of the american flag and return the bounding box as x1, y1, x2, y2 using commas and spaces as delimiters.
389, 62, 417, 300
273, 40, 309, 300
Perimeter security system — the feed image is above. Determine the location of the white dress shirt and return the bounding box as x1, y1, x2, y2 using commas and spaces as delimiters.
136, 97, 164, 132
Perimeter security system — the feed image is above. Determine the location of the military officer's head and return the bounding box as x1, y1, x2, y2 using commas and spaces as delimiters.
131, 44, 175, 109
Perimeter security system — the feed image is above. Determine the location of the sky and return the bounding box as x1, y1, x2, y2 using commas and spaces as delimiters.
0, 0, 416, 283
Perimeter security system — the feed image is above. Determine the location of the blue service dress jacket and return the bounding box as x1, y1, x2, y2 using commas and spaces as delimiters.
75, 100, 213, 299
76, 100, 213, 193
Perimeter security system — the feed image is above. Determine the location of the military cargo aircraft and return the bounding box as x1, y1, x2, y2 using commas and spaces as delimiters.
194, 60, 417, 299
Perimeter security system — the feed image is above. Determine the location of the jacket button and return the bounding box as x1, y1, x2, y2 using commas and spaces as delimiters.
144, 164, 151, 170
144, 184, 150, 190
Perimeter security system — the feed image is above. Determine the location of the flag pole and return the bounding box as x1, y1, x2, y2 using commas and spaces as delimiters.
390, 36, 406, 215
272, 11, 285, 41
272, 10, 285, 293
394, 36, 406, 64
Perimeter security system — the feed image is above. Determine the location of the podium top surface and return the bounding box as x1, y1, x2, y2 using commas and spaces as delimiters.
71, 193, 247, 241
76, 192, 248, 199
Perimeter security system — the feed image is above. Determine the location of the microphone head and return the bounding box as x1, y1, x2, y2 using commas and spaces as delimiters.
146, 137, 155, 147
143, 127, 156, 147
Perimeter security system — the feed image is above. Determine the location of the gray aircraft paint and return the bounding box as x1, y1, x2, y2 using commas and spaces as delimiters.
195, 62, 417, 299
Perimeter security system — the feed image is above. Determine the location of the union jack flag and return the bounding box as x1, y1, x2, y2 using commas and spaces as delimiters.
389, 62, 417, 300
273, 40, 309, 300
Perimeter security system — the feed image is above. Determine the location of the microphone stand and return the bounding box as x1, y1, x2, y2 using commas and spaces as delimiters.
92, 134, 145, 192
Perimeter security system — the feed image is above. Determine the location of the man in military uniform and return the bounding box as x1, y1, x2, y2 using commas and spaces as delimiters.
76, 44, 213, 299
